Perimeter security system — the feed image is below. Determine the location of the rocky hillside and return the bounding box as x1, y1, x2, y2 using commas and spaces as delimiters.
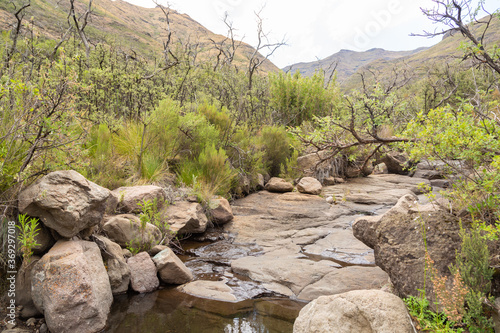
0, 0, 279, 73
283, 47, 427, 84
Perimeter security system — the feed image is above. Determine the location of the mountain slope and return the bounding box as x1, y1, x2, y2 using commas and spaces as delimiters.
342, 16, 500, 90
283, 47, 427, 83
0, 0, 279, 73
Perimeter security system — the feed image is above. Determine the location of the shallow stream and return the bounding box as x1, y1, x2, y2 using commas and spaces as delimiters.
104, 238, 306, 333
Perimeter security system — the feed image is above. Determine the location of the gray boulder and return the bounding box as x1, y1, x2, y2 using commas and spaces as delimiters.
32, 223, 54, 255
353, 196, 461, 303
161, 201, 208, 234
127, 252, 159, 293
293, 290, 413, 333
208, 197, 233, 225
102, 214, 161, 248
297, 177, 322, 195
31, 240, 112, 333
93, 235, 130, 294
382, 151, 413, 175
112, 185, 166, 213
264, 177, 294, 193
152, 248, 193, 284
18, 170, 110, 238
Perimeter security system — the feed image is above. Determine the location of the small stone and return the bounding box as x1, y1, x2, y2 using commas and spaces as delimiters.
40, 323, 48, 333
6, 321, 16, 329
149, 245, 168, 256
264, 177, 294, 193
122, 248, 132, 258
326, 196, 335, 204
26, 317, 36, 326
208, 197, 234, 225
323, 177, 336, 186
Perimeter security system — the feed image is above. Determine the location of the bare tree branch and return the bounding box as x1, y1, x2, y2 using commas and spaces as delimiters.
411, 0, 500, 74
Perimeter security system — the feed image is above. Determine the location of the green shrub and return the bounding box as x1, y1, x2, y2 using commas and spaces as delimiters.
198, 102, 232, 138
259, 125, 295, 176
402, 104, 500, 226
177, 112, 220, 159
16, 214, 40, 265
404, 295, 462, 332
269, 71, 339, 126
227, 126, 265, 182
454, 226, 495, 332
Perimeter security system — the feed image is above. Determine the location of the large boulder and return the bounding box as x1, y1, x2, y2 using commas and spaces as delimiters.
297, 177, 322, 195
18, 170, 110, 238
31, 240, 113, 333
208, 197, 233, 225
161, 201, 208, 234
127, 252, 159, 293
353, 196, 461, 302
16, 257, 42, 318
412, 159, 465, 180
264, 177, 294, 193
353, 194, 417, 249
293, 290, 413, 333
102, 214, 161, 248
382, 151, 413, 175
152, 248, 193, 284
93, 235, 131, 294
112, 185, 166, 213
297, 151, 347, 181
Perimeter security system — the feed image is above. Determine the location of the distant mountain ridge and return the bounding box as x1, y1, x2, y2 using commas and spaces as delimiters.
341, 16, 500, 90
282, 47, 428, 84
0, 0, 279, 73
285, 15, 500, 91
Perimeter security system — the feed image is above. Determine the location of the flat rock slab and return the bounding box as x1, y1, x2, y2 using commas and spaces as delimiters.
224, 174, 427, 301
297, 266, 389, 301
303, 229, 375, 265
178, 280, 237, 302
323, 174, 431, 206
231, 249, 340, 298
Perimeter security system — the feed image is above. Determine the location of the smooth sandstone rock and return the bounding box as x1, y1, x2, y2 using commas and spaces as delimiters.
31, 240, 113, 333
297, 266, 389, 301
296, 177, 322, 195
264, 177, 294, 193
178, 280, 237, 302
18, 170, 110, 238
293, 290, 413, 333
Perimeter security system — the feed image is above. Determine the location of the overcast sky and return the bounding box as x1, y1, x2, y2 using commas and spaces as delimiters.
121, 0, 500, 68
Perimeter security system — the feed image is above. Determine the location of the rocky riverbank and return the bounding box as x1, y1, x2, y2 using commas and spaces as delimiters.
4, 160, 497, 333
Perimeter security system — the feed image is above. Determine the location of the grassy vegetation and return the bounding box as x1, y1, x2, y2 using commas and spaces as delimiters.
1, 2, 500, 330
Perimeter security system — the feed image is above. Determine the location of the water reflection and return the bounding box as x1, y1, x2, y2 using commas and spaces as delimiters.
105, 287, 304, 333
